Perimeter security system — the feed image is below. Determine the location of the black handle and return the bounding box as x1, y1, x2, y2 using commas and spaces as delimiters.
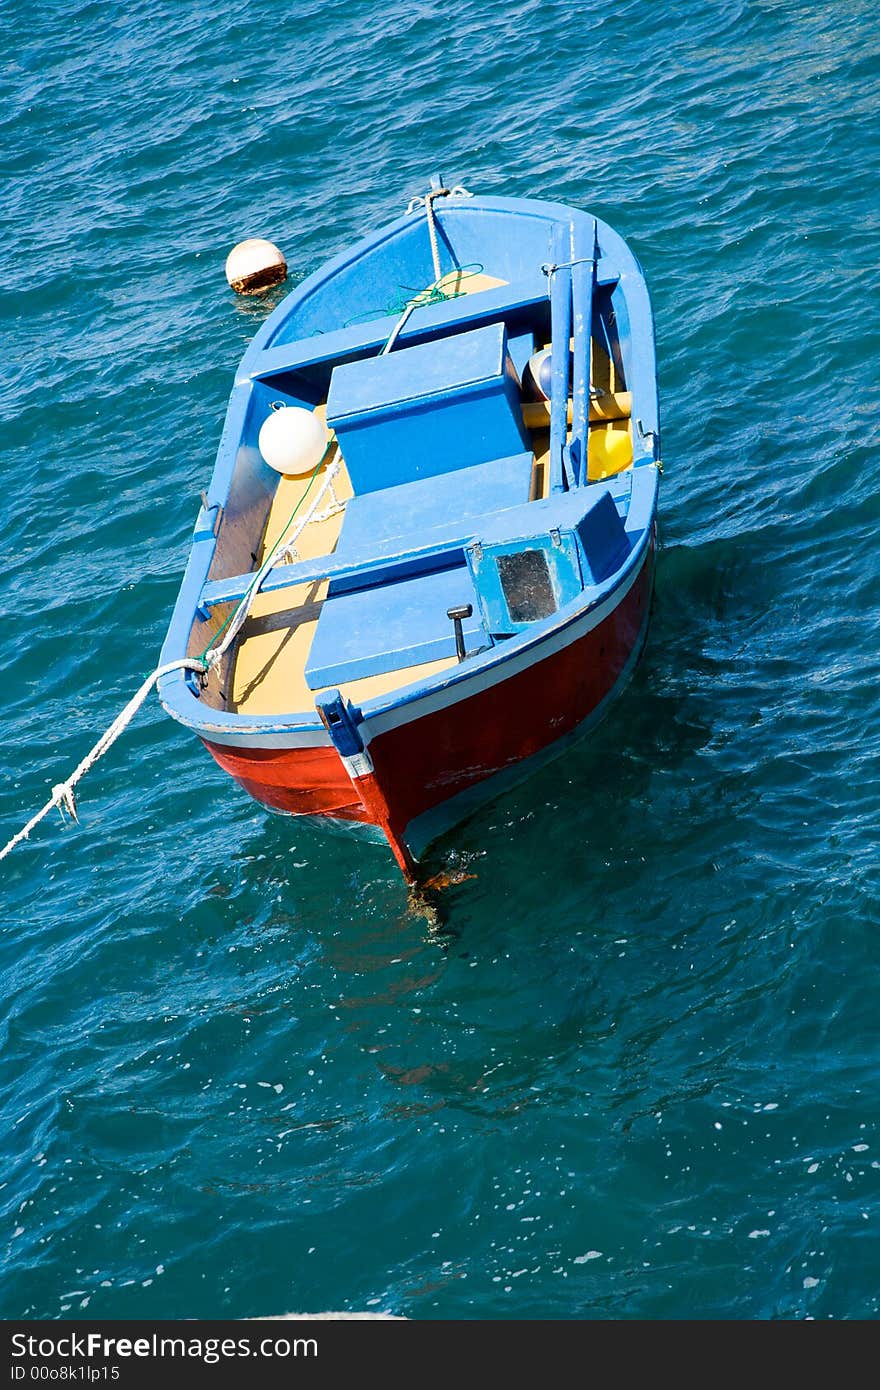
447, 604, 473, 662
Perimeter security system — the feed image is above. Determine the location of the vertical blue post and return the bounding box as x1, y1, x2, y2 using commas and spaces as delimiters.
569, 217, 597, 487
549, 221, 572, 494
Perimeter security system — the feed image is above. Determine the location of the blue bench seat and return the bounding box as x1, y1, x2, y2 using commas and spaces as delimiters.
239, 267, 551, 385
305, 564, 485, 690
196, 456, 630, 619
302, 451, 534, 688
239, 259, 620, 389
334, 450, 534, 566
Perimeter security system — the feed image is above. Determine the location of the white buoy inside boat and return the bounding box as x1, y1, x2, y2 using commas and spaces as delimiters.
225, 238, 288, 295
258, 405, 327, 476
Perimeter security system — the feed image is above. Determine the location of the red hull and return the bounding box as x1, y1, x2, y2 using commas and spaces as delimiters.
204, 542, 654, 875
203, 741, 369, 823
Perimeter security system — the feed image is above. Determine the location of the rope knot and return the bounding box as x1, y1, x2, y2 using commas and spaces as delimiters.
0, 655, 216, 862
405, 184, 472, 215
52, 782, 79, 824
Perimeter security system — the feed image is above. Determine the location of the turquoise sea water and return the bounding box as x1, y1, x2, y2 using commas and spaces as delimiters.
2, 0, 879, 1320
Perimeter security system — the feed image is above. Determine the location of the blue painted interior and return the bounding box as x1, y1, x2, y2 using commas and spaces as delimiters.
326, 322, 529, 493
159, 192, 660, 738
506, 329, 536, 384
575, 490, 631, 582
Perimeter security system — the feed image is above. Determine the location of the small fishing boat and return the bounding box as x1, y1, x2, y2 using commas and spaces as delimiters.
159, 178, 661, 880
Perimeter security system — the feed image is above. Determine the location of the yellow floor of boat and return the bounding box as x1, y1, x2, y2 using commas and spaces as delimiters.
230, 304, 629, 718
436, 268, 507, 297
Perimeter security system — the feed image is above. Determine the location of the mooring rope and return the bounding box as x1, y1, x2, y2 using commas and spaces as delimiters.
0, 657, 208, 862
0, 449, 335, 863
2, 183, 479, 862
376, 265, 485, 355
378, 183, 476, 354
424, 188, 448, 283
404, 183, 472, 286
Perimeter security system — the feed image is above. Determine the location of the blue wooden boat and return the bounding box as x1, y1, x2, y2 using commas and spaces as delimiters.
159, 178, 660, 879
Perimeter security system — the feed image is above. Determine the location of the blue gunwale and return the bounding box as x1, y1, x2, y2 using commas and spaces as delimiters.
159, 471, 658, 741
159, 192, 659, 742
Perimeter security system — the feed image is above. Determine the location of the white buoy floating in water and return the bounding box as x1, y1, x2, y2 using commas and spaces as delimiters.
225, 237, 288, 295
258, 404, 328, 476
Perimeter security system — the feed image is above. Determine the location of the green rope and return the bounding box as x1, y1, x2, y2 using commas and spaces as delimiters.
343, 263, 485, 328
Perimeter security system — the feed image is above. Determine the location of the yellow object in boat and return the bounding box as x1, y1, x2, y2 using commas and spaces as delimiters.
587, 423, 633, 480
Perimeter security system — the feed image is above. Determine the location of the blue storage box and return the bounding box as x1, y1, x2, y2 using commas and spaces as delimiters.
326, 322, 530, 495
464, 488, 630, 636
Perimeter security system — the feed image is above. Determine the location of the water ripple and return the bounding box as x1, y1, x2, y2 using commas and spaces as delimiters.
1, 0, 879, 1321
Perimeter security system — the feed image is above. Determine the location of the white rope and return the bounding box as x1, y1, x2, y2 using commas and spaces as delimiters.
385, 184, 476, 357
541, 256, 596, 276
308, 476, 346, 524
0, 658, 207, 862
1, 451, 348, 863
424, 189, 446, 284
3, 185, 480, 863
381, 298, 419, 356
405, 184, 473, 215
274, 460, 344, 562
404, 184, 474, 288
